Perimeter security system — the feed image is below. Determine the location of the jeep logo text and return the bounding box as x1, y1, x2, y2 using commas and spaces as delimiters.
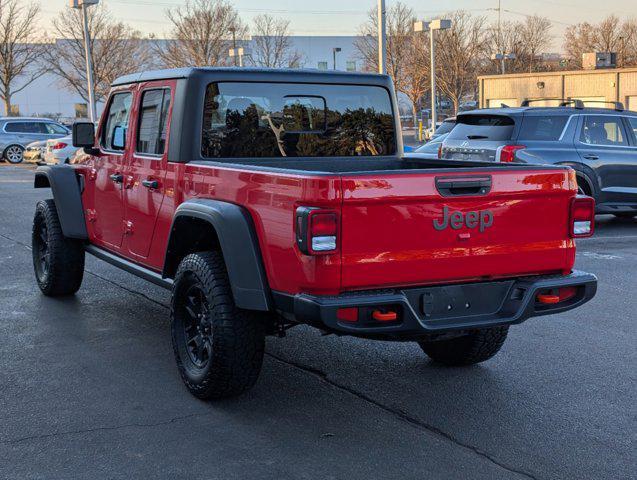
433, 206, 494, 232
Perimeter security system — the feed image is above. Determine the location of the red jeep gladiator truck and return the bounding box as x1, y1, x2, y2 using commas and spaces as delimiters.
32, 68, 597, 399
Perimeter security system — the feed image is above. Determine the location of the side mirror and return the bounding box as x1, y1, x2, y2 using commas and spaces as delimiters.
72, 121, 95, 148
111, 125, 126, 150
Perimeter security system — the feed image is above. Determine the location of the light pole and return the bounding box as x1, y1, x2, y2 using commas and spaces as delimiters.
70, 0, 99, 122
415, 19, 451, 135
491, 52, 516, 74
332, 48, 342, 70
378, 0, 386, 74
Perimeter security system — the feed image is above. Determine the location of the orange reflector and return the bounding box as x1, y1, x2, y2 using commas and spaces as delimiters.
337, 307, 358, 322
372, 310, 398, 322
537, 294, 560, 304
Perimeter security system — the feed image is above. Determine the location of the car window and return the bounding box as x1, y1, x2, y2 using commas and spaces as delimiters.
201, 82, 396, 158
579, 115, 627, 146
136, 88, 171, 155
44, 123, 69, 135
518, 115, 569, 141
5, 122, 44, 134
101, 92, 133, 151
434, 120, 455, 135
448, 114, 515, 141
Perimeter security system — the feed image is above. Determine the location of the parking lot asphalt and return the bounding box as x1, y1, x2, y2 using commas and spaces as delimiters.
0, 164, 635, 480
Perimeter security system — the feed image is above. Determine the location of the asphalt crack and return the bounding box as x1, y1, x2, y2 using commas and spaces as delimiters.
2, 231, 538, 479
1, 413, 211, 446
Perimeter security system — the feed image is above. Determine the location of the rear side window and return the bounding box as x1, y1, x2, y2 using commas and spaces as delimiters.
579, 115, 627, 146
448, 115, 514, 141
518, 115, 569, 141
435, 120, 455, 135
136, 89, 171, 155
624, 117, 637, 141
101, 92, 133, 151
5, 122, 45, 133
201, 82, 396, 158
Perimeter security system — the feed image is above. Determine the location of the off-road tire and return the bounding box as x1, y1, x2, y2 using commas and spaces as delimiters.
171, 251, 266, 400
418, 326, 509, 366
32, 199, 85, 296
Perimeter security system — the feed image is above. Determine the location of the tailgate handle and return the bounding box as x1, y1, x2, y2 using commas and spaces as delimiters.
435, 176, 492, 197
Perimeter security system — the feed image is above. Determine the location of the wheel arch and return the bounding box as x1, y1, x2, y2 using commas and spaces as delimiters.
163, 199, 272, 311
33, 165, 88, 240
556, 162, 599, 198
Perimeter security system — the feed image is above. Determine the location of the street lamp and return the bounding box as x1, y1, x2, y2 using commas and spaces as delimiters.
69, 0, 99, 122
229, 47, 251, 67
491, 53, 517, 74
332, 48, 342, 70
414, 18, 451, 135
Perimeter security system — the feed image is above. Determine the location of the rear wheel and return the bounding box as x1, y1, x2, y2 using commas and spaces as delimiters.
32, 199, 85, 296
418, 326, 509, 366
4, 145, 24, 164
171, 251, 266, 399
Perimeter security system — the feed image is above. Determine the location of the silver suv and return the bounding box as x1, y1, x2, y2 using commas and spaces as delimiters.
0, 118, 70, 164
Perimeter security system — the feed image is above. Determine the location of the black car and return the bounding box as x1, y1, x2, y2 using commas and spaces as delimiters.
439, 101, 637, 217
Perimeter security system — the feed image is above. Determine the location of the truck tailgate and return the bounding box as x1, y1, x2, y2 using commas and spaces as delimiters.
339, 168, 576, 291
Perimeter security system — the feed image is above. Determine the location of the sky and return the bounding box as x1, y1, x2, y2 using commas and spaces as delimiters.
36, 0, 636, 51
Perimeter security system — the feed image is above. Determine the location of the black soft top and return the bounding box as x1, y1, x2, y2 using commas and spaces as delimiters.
112, 67, 391, 88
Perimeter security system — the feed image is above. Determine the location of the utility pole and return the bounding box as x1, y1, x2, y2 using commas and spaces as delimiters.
230, 27, 237, 66
378, 0, 386, 74
498, 0, 504, 74
70, 0, 99, 122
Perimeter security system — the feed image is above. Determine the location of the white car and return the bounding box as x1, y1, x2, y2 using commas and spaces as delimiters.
43, 135, 79, 164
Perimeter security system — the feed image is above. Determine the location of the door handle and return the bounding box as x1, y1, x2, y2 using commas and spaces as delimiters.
141, 179, 159, 189
582, 154, 599, 160
109, 173, 124, 183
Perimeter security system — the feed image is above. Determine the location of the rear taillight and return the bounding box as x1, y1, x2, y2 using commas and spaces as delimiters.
52, 142, 68, 150
437, 144, 443, 159
296, 207, 338, 255
497, 145, 525, 163
570, 195, 595, 238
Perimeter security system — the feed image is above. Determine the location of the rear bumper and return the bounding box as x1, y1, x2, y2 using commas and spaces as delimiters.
273, 271, 597, 339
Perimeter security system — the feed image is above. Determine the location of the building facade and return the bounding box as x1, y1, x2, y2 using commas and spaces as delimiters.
478, 67, 637, 111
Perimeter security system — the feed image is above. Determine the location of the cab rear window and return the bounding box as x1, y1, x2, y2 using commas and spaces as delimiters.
448, 114, 514, 141
201, 82, 396, 158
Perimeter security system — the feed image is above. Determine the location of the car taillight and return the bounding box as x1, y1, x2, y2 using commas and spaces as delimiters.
52, 142, 68, 150
295, 207, 338, 255
570, 195, 595, 238
497, 145, 525, 163
437, 144, 443, 159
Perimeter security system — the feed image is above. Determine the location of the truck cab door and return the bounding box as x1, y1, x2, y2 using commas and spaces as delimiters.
575, 114, 637, 204
89, 90, 134, 250
123, 84, 172, 261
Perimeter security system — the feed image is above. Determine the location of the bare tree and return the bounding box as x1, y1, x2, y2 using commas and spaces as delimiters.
0, 0, 44, 115
436, 11, 489, 113
355, 2, 426, 120
155, 0, 246, 68
250, 14, 302, 68
520, 15, 552, 72
43, 4, 149, 105
564, 15, 637, 68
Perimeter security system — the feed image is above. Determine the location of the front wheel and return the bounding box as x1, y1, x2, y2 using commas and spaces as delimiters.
32, 199, 85, 296
4, 145, 24, 164
171, 251, 266, 399
417, 326, 509, 366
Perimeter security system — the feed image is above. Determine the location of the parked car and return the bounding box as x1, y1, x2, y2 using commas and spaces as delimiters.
430, 116, 456, 141
24, 140, 47, 164
413, 133, 448, 159
0, 118, 70, 164
33, 67, 596, 400
440, 101, 637, 217
43, 135, 79, 164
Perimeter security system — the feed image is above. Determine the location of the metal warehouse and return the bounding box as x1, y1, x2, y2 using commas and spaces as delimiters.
478, 67, 637, 110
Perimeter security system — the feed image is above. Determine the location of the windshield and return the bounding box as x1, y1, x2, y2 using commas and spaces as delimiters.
201, 82, 396, 158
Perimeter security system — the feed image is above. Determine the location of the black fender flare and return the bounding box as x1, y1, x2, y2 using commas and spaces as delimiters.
164, 199, 272, 311
34, 165, 88, 240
